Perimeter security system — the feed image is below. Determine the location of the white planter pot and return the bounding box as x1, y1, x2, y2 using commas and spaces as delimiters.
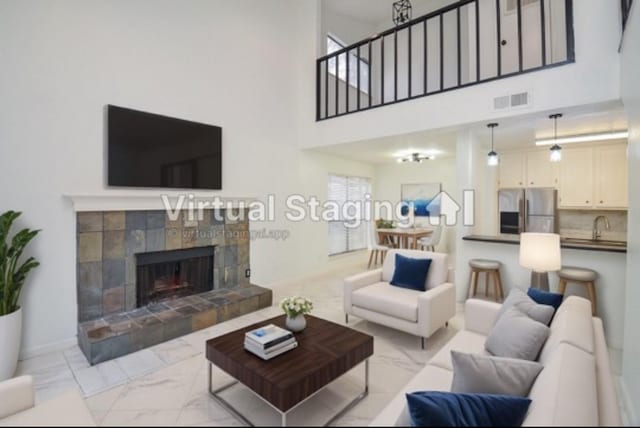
285, 314, 306, 332
0, 308, 22, 381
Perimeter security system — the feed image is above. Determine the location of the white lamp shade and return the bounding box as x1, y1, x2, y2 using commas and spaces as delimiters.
519, 233, 561, 272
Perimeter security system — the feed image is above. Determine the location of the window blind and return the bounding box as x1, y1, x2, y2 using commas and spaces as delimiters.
328, 174, 371, 255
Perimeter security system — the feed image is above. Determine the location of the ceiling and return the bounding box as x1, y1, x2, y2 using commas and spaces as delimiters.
309, 101, 628, 164
323, 0, 453, 27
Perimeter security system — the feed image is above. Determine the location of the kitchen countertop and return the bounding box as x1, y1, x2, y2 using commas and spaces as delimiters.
463, 234, 627, 253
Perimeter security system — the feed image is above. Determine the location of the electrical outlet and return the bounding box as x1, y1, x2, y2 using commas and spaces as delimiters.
245, 268, 251, 278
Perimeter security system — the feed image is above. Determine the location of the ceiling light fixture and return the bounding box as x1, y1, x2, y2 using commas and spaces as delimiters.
548, 113, 563, 162
396, 152, 433, 163
535, 130, 629, 146
392, 0, 412, 26
487, 123, 499, 166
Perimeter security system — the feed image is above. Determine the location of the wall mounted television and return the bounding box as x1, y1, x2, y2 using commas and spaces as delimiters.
107, 105, 222, 190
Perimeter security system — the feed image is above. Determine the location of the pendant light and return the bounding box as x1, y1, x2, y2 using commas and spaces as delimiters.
487, 123, 499, 166
549, 113, 563, 162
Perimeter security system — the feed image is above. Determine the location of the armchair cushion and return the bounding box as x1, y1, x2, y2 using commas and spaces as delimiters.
352, 282, 419, 322
0, 376, 34, 420
390, 253, 432, 291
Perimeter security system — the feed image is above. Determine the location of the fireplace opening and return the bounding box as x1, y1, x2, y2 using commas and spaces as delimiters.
136, 246, 215, 307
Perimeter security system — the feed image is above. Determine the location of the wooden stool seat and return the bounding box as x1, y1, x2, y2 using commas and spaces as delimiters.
557, 266, 598, 315
468, 259, 504, 302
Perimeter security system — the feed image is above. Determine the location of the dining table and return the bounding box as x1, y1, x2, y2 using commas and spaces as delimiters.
376, 227, 433, 250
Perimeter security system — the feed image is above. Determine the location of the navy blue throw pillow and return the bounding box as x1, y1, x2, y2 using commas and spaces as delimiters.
527, 287, 563, 312
406, 391, 531, 427
390, 254, 432, 291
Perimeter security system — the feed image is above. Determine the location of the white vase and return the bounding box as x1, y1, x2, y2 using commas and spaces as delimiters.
0, 308, 22, 381
285, 314, 306, 332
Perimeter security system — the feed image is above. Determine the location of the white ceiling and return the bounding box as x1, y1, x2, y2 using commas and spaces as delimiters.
323, 0, 454, 27
309, 101, 628, 164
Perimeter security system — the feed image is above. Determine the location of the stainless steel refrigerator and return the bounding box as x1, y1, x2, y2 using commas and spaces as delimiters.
498, 188, 558, 234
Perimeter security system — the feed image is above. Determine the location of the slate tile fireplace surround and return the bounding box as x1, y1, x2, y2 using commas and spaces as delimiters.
75, 208, 272, 364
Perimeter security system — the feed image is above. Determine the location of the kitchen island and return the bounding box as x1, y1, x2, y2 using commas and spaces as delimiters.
457, 234, 627, 349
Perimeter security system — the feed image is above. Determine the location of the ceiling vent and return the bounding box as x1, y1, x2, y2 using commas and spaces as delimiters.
493, 91, 531, 111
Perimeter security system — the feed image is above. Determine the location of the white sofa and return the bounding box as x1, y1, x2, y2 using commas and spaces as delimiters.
0, 376, 95, 426
371, 296, 622, 426
344, 250, 456, 349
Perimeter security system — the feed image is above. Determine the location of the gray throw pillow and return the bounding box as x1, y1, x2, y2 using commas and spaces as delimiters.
485, 307, 550, 361
497, 288, 554, 325
451, 351, 544, 397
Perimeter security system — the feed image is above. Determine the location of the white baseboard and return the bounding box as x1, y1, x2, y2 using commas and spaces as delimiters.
618, 376, 638, 426
19, 336, 77, 361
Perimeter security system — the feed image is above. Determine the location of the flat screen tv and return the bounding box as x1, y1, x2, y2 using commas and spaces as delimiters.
108, 105, 222, 189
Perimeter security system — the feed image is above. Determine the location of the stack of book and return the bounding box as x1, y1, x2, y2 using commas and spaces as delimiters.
244, 324, 298, 360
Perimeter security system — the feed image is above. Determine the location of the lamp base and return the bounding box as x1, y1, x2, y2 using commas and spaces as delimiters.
530, 271, 550, 291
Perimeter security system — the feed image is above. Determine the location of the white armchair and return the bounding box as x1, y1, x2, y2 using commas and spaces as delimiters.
344, 249, 456, 349
0, 376, 95, 426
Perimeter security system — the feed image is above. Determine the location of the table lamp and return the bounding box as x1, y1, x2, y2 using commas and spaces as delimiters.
519, 233, 561, 291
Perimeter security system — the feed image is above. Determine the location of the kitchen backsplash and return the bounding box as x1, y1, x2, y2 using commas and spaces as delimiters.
559, 210, 627, 241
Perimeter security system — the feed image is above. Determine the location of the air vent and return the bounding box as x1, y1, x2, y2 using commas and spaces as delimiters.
505, 0, 538, 14
493, 91, 531, 110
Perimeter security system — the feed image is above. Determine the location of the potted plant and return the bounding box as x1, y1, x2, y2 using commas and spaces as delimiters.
280, 296, 313, 332
0, 211, 40, 381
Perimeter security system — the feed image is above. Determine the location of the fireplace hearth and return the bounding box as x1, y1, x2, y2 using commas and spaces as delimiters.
136, 246, 215, 307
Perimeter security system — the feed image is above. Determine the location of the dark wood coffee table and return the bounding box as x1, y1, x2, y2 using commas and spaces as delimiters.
205, 314, 374, 426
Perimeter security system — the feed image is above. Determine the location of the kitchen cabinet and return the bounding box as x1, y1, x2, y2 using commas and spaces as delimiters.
498, 152, 525, 188
558, 144, 628, 209
595, 145, 628, 208
526, 150, 559, 188
559, 148, 594, 208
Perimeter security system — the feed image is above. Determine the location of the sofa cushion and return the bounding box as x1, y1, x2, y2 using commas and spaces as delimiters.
485, 308, 550, 361
523, 343, 598, 426
382, 250, 448, 290
451, 351, 543, 397
351, 282, 419, 322
0, 390, 95, 426
538, 296, 595, 365
497, 289, 554, 325
430, 330, 489, 371
406, 391, 531, 427
527, 287, 563, 312
390, 253, 432, 291
371, 365, 453, 427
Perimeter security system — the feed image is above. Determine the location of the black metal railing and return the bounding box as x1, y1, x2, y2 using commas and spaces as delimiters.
622, 0, 634, 31
316, 0, 575, 121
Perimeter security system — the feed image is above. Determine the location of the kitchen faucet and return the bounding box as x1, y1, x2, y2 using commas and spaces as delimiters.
593, 215, 611, 240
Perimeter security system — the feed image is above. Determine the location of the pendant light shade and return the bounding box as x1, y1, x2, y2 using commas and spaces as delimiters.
487, 123, 499, 166
549, 114, 563, 163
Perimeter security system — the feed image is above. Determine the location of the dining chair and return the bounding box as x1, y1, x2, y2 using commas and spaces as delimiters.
418, 225, 442, 252
368, 222, 390, 268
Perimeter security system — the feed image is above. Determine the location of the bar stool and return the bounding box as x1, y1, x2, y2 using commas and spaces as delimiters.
557, 267, 598, 315
468, 259, 504, 301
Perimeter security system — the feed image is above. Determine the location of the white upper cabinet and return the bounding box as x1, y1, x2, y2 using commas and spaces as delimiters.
526, 150, 559, 188
498, 152, 525, 188
595, 144, 628, 208
559, 147, 594, 208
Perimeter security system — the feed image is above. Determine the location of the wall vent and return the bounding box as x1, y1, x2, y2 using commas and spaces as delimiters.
493, 92, 530, 110
505, 0, 538, 14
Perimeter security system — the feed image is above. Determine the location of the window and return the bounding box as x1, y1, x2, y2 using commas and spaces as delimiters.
327, 35, 370, 94
328, 174, 371, 256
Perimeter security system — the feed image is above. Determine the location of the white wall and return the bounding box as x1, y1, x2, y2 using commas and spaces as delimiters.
305, 0, 621, 148
0, 0, 321, 356
373, 157, 457, 255
620, 2, 640, 424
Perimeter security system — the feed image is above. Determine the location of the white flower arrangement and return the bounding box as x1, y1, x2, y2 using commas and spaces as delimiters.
280, 296, 313, 318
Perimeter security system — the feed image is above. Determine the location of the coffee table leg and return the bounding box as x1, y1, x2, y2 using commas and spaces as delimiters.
208, 362, 255, 426
324, 358, 369, 426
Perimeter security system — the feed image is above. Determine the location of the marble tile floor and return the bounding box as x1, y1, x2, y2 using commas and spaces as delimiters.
16, 261, 464, 426
15, 260, 625, 426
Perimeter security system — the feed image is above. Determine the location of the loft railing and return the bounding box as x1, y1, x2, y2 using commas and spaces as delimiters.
316, 0, 575, 121
622, 0, 633, 31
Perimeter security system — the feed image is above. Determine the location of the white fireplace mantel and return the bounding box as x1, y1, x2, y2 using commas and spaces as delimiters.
64, 192, 258, 212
